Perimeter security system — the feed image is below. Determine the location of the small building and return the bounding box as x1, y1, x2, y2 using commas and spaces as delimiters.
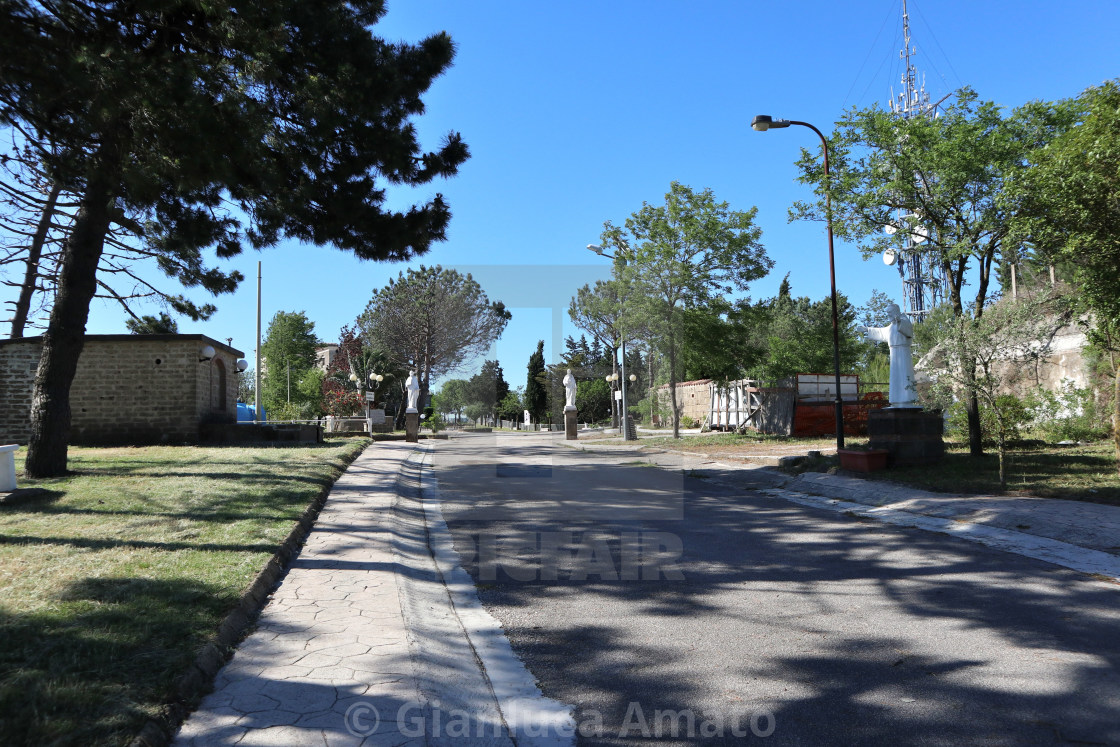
0, 334, 244, 445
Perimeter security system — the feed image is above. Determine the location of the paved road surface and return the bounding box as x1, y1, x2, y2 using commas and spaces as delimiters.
429, 432, 1120, 746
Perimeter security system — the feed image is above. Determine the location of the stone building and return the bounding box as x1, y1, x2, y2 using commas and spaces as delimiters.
0, 335, 244, 445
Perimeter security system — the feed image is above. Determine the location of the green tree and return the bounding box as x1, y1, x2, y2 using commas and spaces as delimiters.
790, 88, 1076, 455
753, 292, 862, 384
4, 1, 468, 476
576, 378, 612, 423
124, 312, 178, 334
237, 367, 255, 406
525, 340, 547, 421
925, 289, 1070, 488
601, 182, 771, 437
358, 266, 510, 405
466, 360, 509, 426
260, 311, 318, 415
1009, 80, 1120, 472
680, 298, 766, 383
434, 379, 470, 423
498, 388, 525, 423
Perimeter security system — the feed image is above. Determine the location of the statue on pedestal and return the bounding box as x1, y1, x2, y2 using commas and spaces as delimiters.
523, 409, 531, 427
859, 303, 918, 407
405, 370, 420, 412
563, 368, 577, 411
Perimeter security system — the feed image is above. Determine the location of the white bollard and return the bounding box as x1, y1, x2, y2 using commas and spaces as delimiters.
0, 445, 19, 492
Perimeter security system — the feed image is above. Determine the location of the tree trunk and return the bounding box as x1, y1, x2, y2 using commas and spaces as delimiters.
1113, 364, 1120, 478
669, 328, 680, 439
967, 389, 984, 457
997, 433, 1006, 491
24, 175, 116, 477
10, 181, 63, 338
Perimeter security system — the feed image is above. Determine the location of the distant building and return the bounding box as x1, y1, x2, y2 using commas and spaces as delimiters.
0, 335, 244, 445
315, 344, 339, 372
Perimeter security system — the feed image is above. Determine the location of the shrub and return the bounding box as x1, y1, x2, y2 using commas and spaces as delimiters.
679, 415, 697, 429
946, 394, 1029, 445
1025, 381, 1108, 442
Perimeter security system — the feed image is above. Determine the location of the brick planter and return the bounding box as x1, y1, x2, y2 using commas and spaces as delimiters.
837, 448, 890, 472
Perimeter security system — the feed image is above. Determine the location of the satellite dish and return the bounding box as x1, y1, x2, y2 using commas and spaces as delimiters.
911, 225, 929, 244
884, 225, 898, 235
883, 248, 898, 266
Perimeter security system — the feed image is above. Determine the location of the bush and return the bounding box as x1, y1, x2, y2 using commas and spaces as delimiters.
679, 415, 698, 429
946, 394, 1029, 445
427, 412, 446, 433
269, 401, 305, 422
1025, 381, 1108, 442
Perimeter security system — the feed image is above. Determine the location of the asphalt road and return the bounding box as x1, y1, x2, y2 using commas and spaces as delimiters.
427, 432, 1120, 746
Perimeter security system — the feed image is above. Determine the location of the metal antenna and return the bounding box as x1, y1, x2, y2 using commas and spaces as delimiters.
886, 0, 945, 322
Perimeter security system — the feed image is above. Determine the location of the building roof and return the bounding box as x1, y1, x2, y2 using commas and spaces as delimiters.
0, 334, 244, 358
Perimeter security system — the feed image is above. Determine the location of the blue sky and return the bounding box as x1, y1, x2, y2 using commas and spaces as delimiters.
19, 1, 1120, 390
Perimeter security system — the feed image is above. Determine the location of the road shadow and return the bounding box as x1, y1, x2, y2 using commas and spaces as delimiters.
429, 441, 1120, 745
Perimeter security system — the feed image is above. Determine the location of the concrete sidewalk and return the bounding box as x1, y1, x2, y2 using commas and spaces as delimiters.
173, 442, 572, 747
573, 439, 1120, 582
173, 442, 425, 746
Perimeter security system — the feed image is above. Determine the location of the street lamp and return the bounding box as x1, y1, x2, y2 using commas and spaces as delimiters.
587, 244, 635, 440
752, 115, 846, 450
367, 372, 383, 406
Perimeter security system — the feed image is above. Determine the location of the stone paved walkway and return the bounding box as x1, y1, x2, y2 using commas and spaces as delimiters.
174, 442, 425, 747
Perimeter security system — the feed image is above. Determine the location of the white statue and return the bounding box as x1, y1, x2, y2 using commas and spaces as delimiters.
405, 370, 420, 412
859, 303, 918, 407
523, 409, 531, 426
563, 368, 577, 411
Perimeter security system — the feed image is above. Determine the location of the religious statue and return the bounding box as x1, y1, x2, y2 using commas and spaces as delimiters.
405, 370, 420, 412
563, 368, 577, 411
523, 409, 531, 426
858, 303, 918, 407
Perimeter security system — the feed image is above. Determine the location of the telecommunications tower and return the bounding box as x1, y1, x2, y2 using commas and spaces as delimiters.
882, 0, 947, 321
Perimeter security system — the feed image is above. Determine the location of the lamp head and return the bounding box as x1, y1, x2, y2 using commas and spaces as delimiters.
199, 344, 216, 362
751, 115, 791, 132
587, 244, 604, 255
349, 372, 358, 383
236, 359, 248, 372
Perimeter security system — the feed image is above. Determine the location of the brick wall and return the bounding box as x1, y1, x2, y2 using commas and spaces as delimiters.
0, 340, 39, 444
0, 335, 242, 445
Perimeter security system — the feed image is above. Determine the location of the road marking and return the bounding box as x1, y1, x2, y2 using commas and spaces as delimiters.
417, 446, 577, 746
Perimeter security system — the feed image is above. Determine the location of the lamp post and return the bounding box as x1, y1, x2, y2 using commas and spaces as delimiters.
368, 372, 384, 407
751, 115, 846, 450
587, 244, 635, 441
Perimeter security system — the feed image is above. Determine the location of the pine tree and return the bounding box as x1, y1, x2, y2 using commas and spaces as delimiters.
2, 1, 468, 476
526, 340, 547, 420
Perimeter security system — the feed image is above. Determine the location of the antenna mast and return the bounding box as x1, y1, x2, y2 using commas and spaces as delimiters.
886, 0, 945, 321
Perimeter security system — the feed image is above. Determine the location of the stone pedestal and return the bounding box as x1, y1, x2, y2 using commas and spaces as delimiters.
405, 411, 419, 443
868, 408, 944, 466
564, 408, 577, 441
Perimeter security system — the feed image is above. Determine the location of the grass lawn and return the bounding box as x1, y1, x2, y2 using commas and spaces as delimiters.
0, 438, 368, 746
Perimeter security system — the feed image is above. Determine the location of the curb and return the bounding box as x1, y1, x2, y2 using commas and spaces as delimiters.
128, 440, 371, 747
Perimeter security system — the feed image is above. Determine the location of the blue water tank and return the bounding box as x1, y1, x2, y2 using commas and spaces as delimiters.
237, 402, 265, 422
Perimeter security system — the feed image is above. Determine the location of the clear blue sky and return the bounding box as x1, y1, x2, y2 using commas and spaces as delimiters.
23, 1, 1120, 389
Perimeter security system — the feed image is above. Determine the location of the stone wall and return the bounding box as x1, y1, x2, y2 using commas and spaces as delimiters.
0, 335, 242, 445
655, 379, 713, 424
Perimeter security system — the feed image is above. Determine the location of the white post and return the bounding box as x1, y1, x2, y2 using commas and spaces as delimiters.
0, 445, 18, 492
